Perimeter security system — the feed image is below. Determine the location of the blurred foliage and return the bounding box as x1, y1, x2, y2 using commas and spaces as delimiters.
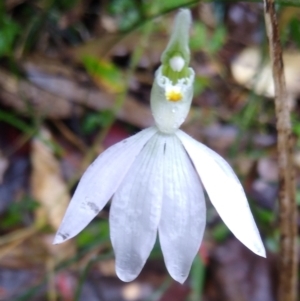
212, 223, 230, 243
190, 22, 227, 54
190, 255, 205, 301
108, 0, 144, 30
76, 220, 110, 249
194, 76, 210, 97
1, 196, 39, 229
83, 56, 125, 93
0, 15, 20, 57
82, 110, 115, 134
0, 111, 34, 134
281, 8, 300, 47
52, 0, 80, 11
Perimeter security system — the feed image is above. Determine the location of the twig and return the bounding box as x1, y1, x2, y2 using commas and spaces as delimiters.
0, 225, 37, 246
53, 120, 87, 153
263, 1, 297, 301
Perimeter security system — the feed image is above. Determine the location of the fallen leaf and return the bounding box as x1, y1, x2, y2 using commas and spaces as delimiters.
30, 127, 75, 262
231, 47, 300, 108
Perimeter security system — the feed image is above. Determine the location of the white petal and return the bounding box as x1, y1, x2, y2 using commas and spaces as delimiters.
159, 135, 206, 284
177, 130, 266, 257
110, 133, 165, 282
53, 127, 157, 244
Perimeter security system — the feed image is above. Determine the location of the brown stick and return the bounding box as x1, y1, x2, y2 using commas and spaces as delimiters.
263, 1, 297, 301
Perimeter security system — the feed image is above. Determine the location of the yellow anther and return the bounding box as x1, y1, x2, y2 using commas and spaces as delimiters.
165, 88, 183, 102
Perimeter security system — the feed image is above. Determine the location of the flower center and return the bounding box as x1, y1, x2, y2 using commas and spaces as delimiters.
165, 86, 183, 102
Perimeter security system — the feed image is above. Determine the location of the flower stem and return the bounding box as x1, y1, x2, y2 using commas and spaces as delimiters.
263, 1, 298, 301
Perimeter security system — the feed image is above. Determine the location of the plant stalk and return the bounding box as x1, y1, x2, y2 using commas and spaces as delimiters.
263, 1, 297, 301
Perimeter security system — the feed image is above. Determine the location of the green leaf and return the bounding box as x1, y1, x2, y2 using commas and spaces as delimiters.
212, 223, 230, 242
289, 18, 300, 47
108, 0, 141, 30
190, 22, 226, 54
189, 255, 205, 301
82, 110, 114, 134
76, 220, 110, 248
0, 16, 20, 57
194, 75, 210, 96
1, 196, 39, 228
208, 26, 227, 53
190, 23, 207, 51
82, 56, 125, 93
255, 207, 275, 224
0, 110, 33, 134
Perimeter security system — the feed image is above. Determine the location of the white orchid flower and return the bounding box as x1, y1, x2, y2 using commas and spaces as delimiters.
54, 9, 265, 283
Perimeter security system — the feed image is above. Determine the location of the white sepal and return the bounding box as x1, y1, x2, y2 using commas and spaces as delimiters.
110, 133, 165, 282
150, 66, 195, 134
161, 9, 191, 64
159, 135, 206, 283
177, 130, 266, 257
53, 127, 157, 244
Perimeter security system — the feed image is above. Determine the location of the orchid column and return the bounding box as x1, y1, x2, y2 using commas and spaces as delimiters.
151, 9, 194, 133
54, 9, 265, 284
